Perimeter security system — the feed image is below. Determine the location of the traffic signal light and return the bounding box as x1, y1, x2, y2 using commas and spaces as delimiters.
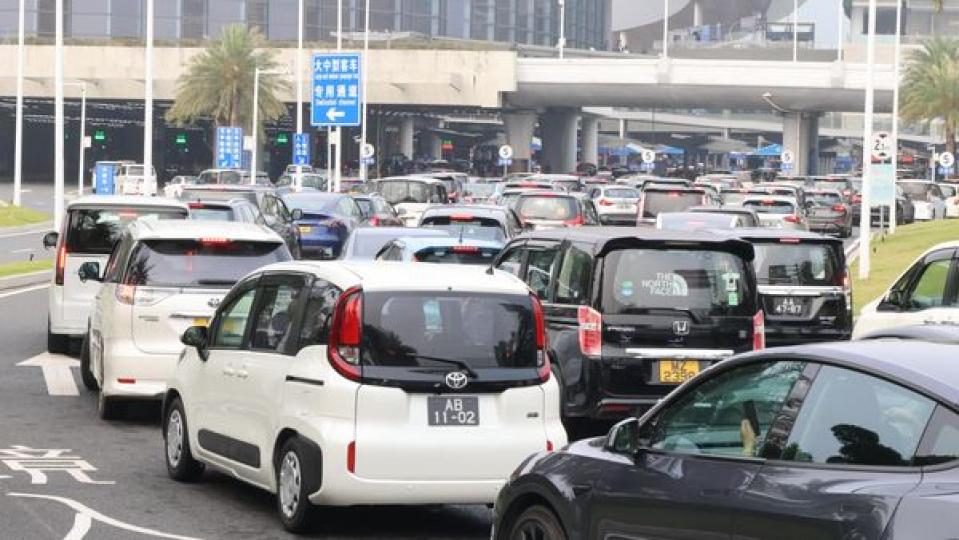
175, 133, 187, 146
94, 129, 106, 142
276, 132, 289, 145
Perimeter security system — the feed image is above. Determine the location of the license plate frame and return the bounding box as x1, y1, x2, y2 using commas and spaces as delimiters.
658, 360, 700, 384
298, 225, 312, 234
427, 396, 480, 427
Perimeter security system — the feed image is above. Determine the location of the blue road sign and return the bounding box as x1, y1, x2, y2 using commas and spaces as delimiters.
939, 166, 955, 176
497, 158, 513, 167
781, 162, 794, 172
311, 53, 362, 127
293, 133, 311, 165
94, 163, 115, 195
216, 126, 243, 169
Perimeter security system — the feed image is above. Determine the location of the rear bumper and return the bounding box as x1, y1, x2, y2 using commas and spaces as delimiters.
807, 219, 848, 234
101, 340, 178, 400
765, 326, 851, 347
300, 237, 343, 258
311, 475, 505, 506
598, 213, 637, 224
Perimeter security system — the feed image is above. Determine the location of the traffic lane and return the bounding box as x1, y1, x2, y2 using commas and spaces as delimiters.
0, 287, 491, 540
0, 226, 54, 264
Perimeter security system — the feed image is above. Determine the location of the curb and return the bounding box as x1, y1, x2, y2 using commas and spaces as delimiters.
0, 270, 51, 292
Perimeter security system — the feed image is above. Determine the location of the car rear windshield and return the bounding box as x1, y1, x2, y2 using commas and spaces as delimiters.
603, 188, 640, 199
752, 242, 841, 286
66, 208, 187, 254
551, 180, 582, 192
420, 216, 507, 243
898, 183, 930, 200
361, 292, 537, 369
641, 191, 704, 218
124, 239, 289, 288
516, 196, 577, 220
601, 248, 753, 316
414, 245, 502, 264
189, 207, 235, 221
658, 212, 735, 230
744, 200, 796, 214
808, 192, 842, 206
940, 184, 957, 198
376, 181, 432, 204
812, 181, 849, 192
721, 191, 750, 206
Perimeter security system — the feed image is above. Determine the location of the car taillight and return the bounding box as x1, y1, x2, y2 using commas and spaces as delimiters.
564, 215, 584, 226
54, 243, 67, 286
753, 311, 766, 350
546, 440, 554, 452
449, 214, 474, 221
369, 215, 380, 226
784, 215, 802, 223
347, 441, 356, 473
831, 204, 847, 213
115, 284, 136, 305
577, 306, 602, 357
598, 199, 613, 206
199, 237, 231, 245
187, 202, 204, 209
328, 286, 362, 381
852, 194, 862, 204
530, 294, 550, 382
451, 245, 480, 254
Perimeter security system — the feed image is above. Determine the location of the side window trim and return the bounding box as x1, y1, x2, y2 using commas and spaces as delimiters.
247, 272, 311, 356
208, 275, 262, 351
526, 241, 563, 303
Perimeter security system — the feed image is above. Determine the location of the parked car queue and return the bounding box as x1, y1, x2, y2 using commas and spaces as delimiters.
37, 170, 959, 538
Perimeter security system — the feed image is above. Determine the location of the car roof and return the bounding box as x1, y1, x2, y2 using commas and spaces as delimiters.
805, 188, 843, 195
127, 220, 281, 243
514, 226, 755, 259
527, 174, 580, 181
67, 195, 189, 210
738, 341, 959, 406
688, 205, 758, 216
351, 227, 451, 239
374, 176, 445, 185
742, 195, 797, 204
517, 190, 577, 198
187, 198, 254, 207
280, 191, 346, 201
716, 227, 844, 244
396, 236, 504, 250
253, 261, 529, 295
420, 205, 508, 218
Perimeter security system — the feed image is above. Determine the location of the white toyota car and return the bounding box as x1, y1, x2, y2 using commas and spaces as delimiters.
44, 196, 190, 353
162, 262, 566, 532
80, 220, 291, 419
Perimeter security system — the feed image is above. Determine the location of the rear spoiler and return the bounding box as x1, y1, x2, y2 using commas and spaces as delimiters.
597, 236, 755, 262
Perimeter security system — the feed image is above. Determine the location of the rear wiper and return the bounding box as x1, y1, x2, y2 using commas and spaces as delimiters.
404, 354, 478, 378
195, 279, 236, 286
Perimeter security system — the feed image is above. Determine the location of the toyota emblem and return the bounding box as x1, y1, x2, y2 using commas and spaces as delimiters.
672, 320, 690, 336
444, 371, 468, 390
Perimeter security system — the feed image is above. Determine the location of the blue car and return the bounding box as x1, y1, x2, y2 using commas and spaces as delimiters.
281, 191, 366, 259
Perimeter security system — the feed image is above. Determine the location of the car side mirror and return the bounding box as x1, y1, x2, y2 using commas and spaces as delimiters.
181, 325, 209, 360
77, 261, 102, 283
42, 231, 59, 249
605, 417, 642, 454
290, 208, 304, 221
879, 290, 904, 311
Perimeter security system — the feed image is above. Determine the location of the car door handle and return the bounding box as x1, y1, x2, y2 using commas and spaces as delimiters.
235, 369, 249, 379
222, 366, 236, 377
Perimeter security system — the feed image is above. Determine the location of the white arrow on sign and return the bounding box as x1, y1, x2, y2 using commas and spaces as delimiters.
17, 353, 80, 396
326, 108, 346, 122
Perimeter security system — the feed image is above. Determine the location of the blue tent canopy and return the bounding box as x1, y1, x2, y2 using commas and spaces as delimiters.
657, 145, 685, 156
752, 143, 783, 157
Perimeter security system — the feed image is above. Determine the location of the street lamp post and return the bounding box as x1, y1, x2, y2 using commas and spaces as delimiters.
250, 68, 289, 184
144, 0, 155, 192
359, 0, 370, 181
889, 0, 903, 234
858, 0, 878, 279
13, 0, 24, 207
557, 0, 566, 59
334, 0, 343, 192
662, 0, 669, 59
54, 0, 65, 230
296, 0, 304, 135
66, 82, 88, 196
793, 0, 799, 62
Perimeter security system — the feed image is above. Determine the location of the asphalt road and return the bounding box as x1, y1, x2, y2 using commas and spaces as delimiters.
0, 285, 492, 540
0, 184, 75, 264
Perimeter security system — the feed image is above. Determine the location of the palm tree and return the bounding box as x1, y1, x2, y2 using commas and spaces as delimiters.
166, 24, 289, 158
934, 0, 945, 12
900, 37, 959, 157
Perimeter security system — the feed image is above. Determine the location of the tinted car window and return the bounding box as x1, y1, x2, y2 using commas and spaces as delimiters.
250, 284, 301, 352
782, 365, 935, 467
361, 292, 537, 369
516, 196, 578, 221
907, 260, 952, 309
642, 191, 704, 218
124, 240, 289, 288
212, 288, 257, 349
420, 216, 507, 243
376, 181, 432, 204
190, 207, 235, 221
940, 185, 957, 198
603, 188, 640, 198
555, 246, 592, 305
414, 246, 501, 265
899, 183, 932, 200
602, 249, 753, 316
752, 242, 841, 287
743, 200, 796, 214
526, 248, 560, 300
66, 208, 187, 253
497, 247, 524, 277
914, 406, 959, 466
808, 192, 843, 206
297, 280, 340, 349
650, 361, 806, 457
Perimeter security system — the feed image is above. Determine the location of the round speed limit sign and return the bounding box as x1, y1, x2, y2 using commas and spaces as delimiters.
498, 145, 514, 160
360, 143, 375, 159
641, 149, 656, 164
940, 151, 955, 168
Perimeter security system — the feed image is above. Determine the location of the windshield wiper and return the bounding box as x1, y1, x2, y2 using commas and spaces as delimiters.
404, 354, 478, 378
195, 279, 236, 286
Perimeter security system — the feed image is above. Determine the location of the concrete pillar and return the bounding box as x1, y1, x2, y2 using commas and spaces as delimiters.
418, 119, 444, 160
503, 110, 537, 172
540, 108, 579, 174
581, 115, 599, 167
783, 112, 821, 175
398, 117, 414, 159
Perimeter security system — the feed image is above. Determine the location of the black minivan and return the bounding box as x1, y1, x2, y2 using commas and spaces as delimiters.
493, 228, 763, 421
728, 229, 852, 346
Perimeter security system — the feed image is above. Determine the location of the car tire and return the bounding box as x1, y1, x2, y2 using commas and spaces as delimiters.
507, 505, 567, 540
47, 319, 69, 354
164, 397, 204, 482
275, 437, 321, 533
80, 332, 98, 391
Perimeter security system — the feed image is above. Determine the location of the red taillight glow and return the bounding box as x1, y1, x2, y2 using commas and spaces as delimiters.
451, 245, 480, 254
853, 194, 862, 203
598, 199, 614, 206
753, 311, 766, 350
831, 204, 847, 213
328, 286, 362, 381
347, 441, 356, 473
530, 294, 550, 382
187, 202, 205, 209
369, 215, 380, 226
199, 237, 231, 245
779, 237, 801, 244
784, 215, 802, 223
577, 306, 602, 357
668, 192, 680, 198
564, 215, 584, 226
117, 377, 136, 384
117, 211, 139, 219
449, 214, 474, 221
54, 243, 66, 286
546, 440, 554, 452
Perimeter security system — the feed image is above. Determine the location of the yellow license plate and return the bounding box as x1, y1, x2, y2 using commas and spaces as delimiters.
193, 318, 209, 327
659, 360, 700, 384
299, 225, 312, 233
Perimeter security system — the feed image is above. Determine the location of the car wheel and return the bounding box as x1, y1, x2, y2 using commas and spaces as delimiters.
276, 437, 320, 533
80, 332, 98, 391
47, 319, 69, 354
507, 505, 567, 540
164, 397, 204, 481
292, 240, 303, 260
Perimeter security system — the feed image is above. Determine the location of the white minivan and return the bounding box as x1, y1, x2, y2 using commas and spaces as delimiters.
80, 220, 291, 419
115, 163, 158, 196
365, 177, 448, 227
162, 262, 566, 532
44, 196, 190, 352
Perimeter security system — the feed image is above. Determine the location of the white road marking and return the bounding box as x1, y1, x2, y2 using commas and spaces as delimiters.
0, 283, 49, 299
16, 353, 80, 396
8, 493, 204, 540
65, 513, 92, 540
11, 248, 35, 254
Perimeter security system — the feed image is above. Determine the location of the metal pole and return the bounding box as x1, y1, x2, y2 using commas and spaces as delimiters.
54, 0, 65, 230
359, 0, 370, 181
251, 68, 260, 184
837, 0, 844, 61
144, 0, 155, 194
557, 0, 566, 59
296, 0, 304, 135
858, 0, 878, 279
327, 128, 333, 192
13, 0, 24, 206
78, 84, 86, 196
662, 0, 669, 59
334, 0, 343, 192
793, 0, 799, 62
889, 0, 902, 234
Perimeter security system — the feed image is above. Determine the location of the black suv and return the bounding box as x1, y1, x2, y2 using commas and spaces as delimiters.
492, 228, 762, 421
727, 229, 852, 346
